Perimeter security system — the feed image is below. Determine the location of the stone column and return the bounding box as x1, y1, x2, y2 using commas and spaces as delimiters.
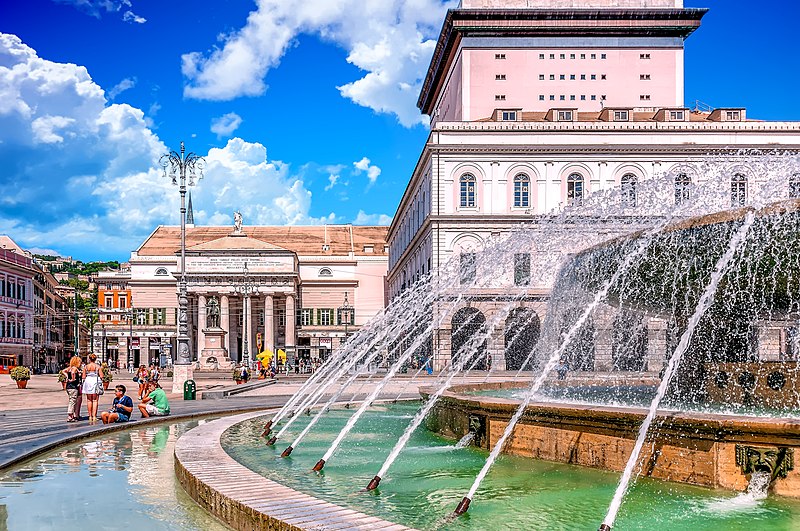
285, 294, 296, 349
197, 295, 207, 355
264, 294, 274, 354
221, 295, 230, 354
245, 294, 253, 364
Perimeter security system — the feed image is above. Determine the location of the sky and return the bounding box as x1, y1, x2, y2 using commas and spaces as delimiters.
1, 0, 799, 261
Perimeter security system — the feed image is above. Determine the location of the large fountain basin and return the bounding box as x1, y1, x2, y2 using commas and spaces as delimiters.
424, 382, 800, 497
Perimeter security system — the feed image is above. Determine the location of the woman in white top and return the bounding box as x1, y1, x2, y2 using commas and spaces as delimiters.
82, 353, 103, 423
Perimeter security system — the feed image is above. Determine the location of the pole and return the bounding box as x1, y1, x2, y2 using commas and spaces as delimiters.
128, 309, 133, 371
73, 296, 79, 358
89, 308, 94, 355
102, 324, 106, 364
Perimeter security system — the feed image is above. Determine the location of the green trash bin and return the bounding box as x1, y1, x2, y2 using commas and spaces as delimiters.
183, 379, 196, 400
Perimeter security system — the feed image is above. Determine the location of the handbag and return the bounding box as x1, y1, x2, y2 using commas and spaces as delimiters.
95, 379, 105, 395
133, 376, 139, 383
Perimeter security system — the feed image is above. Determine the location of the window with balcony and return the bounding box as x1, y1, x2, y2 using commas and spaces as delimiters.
513, 173, 530, 208
460, 253, 477, 285
514, 253, 531, 286
460, 173, 476, 208
621, 173, 637, 207
567, 173, 584, 206
675, 172, 692, 205
731, 173, 748, 206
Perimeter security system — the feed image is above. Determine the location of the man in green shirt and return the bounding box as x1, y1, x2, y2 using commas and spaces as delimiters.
138, 381, 170, 417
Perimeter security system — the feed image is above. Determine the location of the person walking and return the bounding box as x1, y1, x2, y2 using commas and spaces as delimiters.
82, 353, 103, 423
64, 356, 82, 422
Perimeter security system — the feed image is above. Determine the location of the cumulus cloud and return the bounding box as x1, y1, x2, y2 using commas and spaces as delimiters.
210, 112, 243, 137
353, 156, 381, 184
353, 210, 392, 226
0, 33, 319, 257
54, 0, 146, 22
107, 77, 136, 100
182, 0, 456, 126
324, 173, 339, 191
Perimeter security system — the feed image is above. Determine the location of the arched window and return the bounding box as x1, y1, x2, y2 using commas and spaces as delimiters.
318, 267, 333, 277
155, 267, 168, 276
460, 173, 476, 208
790, 173, 800, 198
731, 173, 747, 207
513, 173, 530, 208
567, 173, 584, 206
674, 172, 692, 205
620, 173, 637, 207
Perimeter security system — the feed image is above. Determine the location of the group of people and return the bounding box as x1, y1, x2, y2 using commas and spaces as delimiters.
62, 355, 169, 424
134, 363, 160, 400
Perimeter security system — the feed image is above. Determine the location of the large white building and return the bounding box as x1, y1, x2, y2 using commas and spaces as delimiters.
387, 0, 800, 371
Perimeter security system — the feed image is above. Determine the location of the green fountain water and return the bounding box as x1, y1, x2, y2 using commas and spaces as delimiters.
221, 402, 800, 530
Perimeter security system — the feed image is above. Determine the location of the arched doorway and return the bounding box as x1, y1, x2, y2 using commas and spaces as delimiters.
504, 308, 540, 371
451, 307, 488, 370
561, 309, 595, 371
612, 309, 648, 371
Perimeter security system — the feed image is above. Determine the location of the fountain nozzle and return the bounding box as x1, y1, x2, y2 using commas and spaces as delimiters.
598, 524, 612, 531
312, 459, 326, 472
366, 475, 381, 491
266, 436, 277, 446
453, 496, 471, 516
281, 446, 293, 458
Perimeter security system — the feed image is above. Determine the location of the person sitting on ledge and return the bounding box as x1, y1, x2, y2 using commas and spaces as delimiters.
102, 385, 134, 424
138, 381, 170, 418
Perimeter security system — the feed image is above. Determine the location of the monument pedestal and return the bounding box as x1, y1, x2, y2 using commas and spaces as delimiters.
200, 327, 233, 370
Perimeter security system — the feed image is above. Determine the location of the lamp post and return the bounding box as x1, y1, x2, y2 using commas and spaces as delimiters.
338, 292, 353, 346
126, 308, 134, 371
233, 262, 259, 369
160, 142, 204, 393
101, 324, 106, 364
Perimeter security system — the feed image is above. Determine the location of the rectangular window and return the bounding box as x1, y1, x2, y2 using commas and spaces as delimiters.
591, 74, 596, 80
119, 297, 126, 309
570, 95, 576, 101
495, 74, 506, 80
549, 74, 555, 80
539, 53, 545, 59
559, 95, 565, 101
557, 110, 573, 121
669, 110, 685, 121
301, 309, 312, 326
319, 309, 333, 326
501, 110, 517, 121
640, 94, 651, 101
559, 53, 565, 59
105, 296, 113, 308
336, 307, 354, 326
154, 308, 165, 325
590, 53, 596, 59
640, 53, 651, 60
539, 74, 545, 80
559, 74, 565, 80
580, 95, 586, 101
570, 74, 575, 80
601, 74, 607, 80
136, 308, 147, 325
495, 53, 506, 60
580, 74, 586, 80
514, 253, 531, 286
549, 95, 555, 101
549, 53, 555, 59
495, 94, 506, 101
570, 53, 575, 59
601, 53, 607, 59
580, 53, 586, 59
613, 110, 629, 121
726, 110, 741, 120
640, 74, 651, 80
460, 253, 477, 285
539, 95, 545, 101
277, 309, 286, 327
591, 95, 597, 101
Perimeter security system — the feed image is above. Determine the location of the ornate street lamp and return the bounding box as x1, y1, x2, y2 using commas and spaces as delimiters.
338, 293, 353, 344
234, 262, 259, 369
160, 142, 204, 392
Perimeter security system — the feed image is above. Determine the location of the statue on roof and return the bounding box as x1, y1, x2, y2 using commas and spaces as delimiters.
233, 210, 243, 234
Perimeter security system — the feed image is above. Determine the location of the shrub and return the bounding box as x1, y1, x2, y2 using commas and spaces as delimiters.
10, 366, 31, 381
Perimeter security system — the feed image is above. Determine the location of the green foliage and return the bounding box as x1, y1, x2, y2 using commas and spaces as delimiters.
10, 366, 31, 381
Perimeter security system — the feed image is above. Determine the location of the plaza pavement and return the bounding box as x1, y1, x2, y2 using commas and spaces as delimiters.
0, 371, 518, 471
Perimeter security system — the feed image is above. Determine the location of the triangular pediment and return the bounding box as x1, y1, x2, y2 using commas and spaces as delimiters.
186, 235, 291, 253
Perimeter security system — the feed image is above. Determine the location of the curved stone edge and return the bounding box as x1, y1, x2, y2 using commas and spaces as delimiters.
174, 411, 416, 531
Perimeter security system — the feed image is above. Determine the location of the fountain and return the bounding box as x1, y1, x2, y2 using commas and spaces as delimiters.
170, 153, 800, 530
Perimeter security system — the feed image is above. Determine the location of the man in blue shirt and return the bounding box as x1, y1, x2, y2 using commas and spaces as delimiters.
101, 384, 134, 423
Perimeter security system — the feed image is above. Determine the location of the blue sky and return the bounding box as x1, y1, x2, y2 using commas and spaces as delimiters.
0, 0, 798, 261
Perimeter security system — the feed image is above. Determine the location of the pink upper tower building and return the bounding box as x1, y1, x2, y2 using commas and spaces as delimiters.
421, 0, 704, 124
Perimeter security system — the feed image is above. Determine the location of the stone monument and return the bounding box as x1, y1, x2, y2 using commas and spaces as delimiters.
200, 296, 234, 370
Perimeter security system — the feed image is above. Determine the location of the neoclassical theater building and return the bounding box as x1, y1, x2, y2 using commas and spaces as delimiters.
387, 0, 800, 371
100, 219, 387, 368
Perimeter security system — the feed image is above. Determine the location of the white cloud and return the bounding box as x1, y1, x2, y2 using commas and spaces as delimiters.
123, 10, 146, 24
210, 112, 243, 137
0, 34, 320, 258
353, 156, 381, 184
182, 0, 456, 127
55, 0, 146, 22
353, 210, 392, 225
324, 173, 339, 191
108, 77, 136, 99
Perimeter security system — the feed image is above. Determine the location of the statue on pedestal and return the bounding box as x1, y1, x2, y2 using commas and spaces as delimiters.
207, 296, 220, 328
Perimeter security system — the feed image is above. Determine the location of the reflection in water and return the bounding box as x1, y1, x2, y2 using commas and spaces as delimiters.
0, 421, 227, 531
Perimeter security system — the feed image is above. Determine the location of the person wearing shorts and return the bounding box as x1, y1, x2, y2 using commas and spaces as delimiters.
102, 385, 134, 423
138, 381, 170, 418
